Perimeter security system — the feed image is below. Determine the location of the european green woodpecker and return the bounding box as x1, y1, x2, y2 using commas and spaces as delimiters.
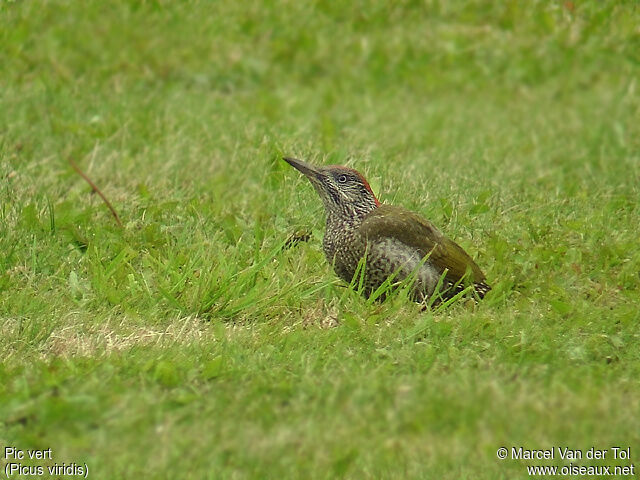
283, 157, 491, 302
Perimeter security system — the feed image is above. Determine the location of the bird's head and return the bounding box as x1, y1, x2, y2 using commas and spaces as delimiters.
284, 157, 381, 221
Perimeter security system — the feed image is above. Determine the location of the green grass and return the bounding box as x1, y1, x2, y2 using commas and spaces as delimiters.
1, 1, 639, 478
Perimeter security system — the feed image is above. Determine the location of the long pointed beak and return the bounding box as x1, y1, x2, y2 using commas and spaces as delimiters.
283, 157, 322, 180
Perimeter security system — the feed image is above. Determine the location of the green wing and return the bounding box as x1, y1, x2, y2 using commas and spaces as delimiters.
359, 204, 486, 284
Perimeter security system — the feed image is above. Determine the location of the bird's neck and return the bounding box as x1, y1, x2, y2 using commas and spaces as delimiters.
326, 202, 377, 231
323, 204, 375, 252
321, 204, 377, 279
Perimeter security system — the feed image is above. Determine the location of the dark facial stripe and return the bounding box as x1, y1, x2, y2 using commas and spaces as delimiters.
325, 165, 381, 206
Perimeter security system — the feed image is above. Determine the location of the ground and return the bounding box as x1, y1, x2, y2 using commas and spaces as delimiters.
1, 1, 639, 478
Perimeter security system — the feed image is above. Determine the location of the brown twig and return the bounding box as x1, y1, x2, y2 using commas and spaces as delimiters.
69, 158, 123, 228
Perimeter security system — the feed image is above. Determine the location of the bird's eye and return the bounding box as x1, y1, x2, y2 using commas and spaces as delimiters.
337, 174, 348, 183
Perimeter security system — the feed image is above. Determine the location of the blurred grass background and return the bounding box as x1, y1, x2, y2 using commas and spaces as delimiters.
1, 1, 639, 478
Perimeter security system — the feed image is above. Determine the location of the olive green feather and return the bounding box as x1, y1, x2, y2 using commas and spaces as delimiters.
360, 205, 486, 284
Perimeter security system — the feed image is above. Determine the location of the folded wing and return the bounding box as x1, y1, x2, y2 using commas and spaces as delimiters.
360, 204, 487, 285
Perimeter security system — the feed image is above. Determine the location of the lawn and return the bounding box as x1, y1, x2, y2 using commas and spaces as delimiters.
1, 1, 639, 478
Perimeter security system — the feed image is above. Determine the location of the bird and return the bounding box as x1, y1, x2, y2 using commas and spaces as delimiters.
283, 157, 491, 303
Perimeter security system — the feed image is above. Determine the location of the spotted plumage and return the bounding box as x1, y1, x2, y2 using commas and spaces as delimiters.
284, 157, 491, 303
